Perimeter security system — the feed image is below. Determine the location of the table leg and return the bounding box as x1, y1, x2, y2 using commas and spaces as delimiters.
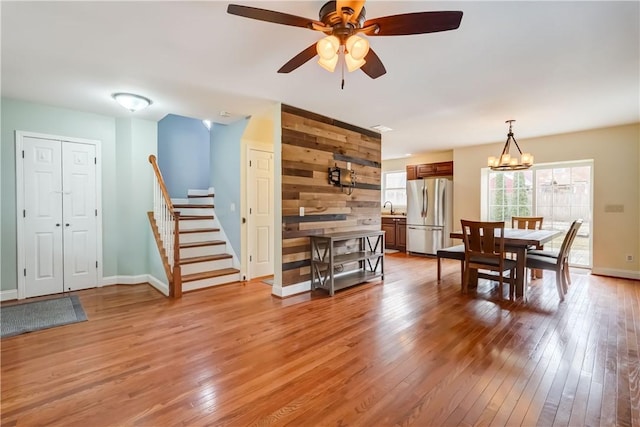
515, 246, 526, 300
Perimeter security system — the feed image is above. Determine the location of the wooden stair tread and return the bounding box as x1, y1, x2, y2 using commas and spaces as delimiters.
174, 204, 214, 209
188, 194, 214, 198
181, 254, 233, 264
179, 227, 220, 234
182, 268, 240, 282
179, 240, 226, 249
179, 215, 214, 220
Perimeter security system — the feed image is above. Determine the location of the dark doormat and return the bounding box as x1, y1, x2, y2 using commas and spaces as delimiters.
1, 295, 87, 338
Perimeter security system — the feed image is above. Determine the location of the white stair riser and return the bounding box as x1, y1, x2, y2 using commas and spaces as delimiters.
176, 208, 214, 216
183, 273, 241, 292
181, 259, 233, 275
173, 197, 214, 205
180, 245, 226, 258
179, 219, 216, 231
179, 232, 219, 244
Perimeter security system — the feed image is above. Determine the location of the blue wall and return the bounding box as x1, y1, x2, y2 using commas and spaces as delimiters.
158, 114, 210, 197
210, 119, 249, 257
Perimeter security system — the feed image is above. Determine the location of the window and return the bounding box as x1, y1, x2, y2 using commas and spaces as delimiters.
487, 170, 534, 222
482, 161, 593, 267
382, 170, 407, 208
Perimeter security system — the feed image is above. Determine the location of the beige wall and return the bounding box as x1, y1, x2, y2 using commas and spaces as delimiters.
453, 123, 639, 279
382, 150, 453, 173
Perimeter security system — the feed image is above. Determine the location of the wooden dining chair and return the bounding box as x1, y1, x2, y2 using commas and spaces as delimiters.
511, 216, 544, 230
460, 220, 517, 301
525, 219, 583, 301
511, 216, 544, 279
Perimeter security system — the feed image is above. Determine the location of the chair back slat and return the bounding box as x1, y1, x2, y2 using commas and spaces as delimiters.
461, 220, 505, 259
512, 216, 544, 230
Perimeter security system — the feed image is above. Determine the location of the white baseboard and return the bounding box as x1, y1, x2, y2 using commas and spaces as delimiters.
102, 275, 150, 286
0, 289, 18, 302
146, 275, 169, 296
102, 275, 169, 295
1, 275, 168, 302
272, 280, 311, 298
591, 268, 640, 281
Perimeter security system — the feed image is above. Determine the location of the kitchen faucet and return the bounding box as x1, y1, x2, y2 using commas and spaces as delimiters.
383, 201, 394, 214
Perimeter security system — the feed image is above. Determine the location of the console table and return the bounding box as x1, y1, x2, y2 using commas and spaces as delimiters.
309, 230, 385, 296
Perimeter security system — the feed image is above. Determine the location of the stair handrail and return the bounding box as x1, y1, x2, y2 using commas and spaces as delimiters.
148, 154, 182, 298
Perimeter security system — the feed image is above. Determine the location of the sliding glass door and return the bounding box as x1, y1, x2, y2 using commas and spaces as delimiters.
484, 161, 593, 267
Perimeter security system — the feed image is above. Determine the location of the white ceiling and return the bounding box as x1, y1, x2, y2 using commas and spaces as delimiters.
2, 1, 638, 160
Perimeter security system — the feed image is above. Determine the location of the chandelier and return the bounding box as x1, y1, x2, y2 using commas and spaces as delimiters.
487, 120, 534, 171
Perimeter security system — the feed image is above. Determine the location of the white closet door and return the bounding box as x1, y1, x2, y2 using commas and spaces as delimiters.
21, 137, 98, 297
23, 137, 64, 298
62, 142, 97, 291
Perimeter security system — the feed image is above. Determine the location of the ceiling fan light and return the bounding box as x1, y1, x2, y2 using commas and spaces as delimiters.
318, 55, 338, 72
345, 35, 369, 60
316, 35, 340, 60
344, 53, 366, 72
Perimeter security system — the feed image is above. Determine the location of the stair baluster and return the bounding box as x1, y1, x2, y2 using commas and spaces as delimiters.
148, 155, 181, 297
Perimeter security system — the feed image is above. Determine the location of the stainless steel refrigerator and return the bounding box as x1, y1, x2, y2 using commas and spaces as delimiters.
406, 178, 453, 255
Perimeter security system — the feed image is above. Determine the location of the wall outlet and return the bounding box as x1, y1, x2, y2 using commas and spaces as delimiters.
299, 207, 304, 216
626, 254, 634, 262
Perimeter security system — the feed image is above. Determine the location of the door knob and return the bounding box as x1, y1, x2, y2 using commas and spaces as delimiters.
65, 223, 70, 227
56, 223, 61, 227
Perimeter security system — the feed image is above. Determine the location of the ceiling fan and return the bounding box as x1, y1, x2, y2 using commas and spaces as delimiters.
227, 1, 463, 80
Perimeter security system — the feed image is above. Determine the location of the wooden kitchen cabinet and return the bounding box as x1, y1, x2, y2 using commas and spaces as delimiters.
382, 217, 406, 252
406, 161, 453, 179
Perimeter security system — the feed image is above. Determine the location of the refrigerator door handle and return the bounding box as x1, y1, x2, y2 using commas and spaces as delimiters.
425, 185, 429, 220
422, 184, 427, 217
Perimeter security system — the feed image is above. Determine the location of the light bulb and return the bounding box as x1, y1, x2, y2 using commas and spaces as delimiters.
488, 156, 497, 167
344, 53, 366, 72
345, 35, 369, 60
316, 36, 339, 60
317, 55, 338, 72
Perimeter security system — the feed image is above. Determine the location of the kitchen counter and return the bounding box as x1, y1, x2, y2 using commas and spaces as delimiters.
381, 214, 406, 218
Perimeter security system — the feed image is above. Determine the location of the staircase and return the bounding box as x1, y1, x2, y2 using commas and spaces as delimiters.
173, 190, 240, 293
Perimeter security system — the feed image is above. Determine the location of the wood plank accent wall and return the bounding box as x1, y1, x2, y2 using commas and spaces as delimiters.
281, 104, 382, 287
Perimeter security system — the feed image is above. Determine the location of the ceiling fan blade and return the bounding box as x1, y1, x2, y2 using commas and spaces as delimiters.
227, 4, 320, 29
278, 44, 318, 74
364, 11, 463, 36
336, 0, 366, 23
360, 48, 386, 79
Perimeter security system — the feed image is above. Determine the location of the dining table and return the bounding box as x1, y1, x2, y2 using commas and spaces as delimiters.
450, 228, 562, 299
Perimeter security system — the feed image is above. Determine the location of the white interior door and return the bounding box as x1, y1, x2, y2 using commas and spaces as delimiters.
63, 143, 97, 291
248, 149, 274, 279
20, 135, 98, 297
23, 137, 64, 298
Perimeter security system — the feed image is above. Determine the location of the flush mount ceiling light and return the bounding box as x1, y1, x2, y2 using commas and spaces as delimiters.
111, 92, 152, 112
488, 120, 534, 171
371, 124, 393, 133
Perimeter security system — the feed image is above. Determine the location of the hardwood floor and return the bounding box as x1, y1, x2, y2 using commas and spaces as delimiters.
1, 253, 638, 426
